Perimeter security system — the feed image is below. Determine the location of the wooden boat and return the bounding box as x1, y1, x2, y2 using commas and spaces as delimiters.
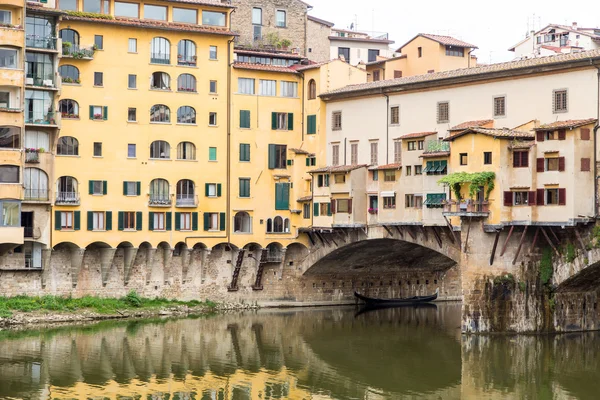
354, 302, 437, 317
354, 289, 438, 306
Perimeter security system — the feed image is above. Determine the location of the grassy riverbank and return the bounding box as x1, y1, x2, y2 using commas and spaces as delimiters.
0, 291, 215, 318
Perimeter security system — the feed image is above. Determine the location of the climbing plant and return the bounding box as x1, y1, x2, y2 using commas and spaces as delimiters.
438, 172, 496, 201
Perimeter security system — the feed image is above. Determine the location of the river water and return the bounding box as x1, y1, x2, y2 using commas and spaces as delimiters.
0, 303, 599, 399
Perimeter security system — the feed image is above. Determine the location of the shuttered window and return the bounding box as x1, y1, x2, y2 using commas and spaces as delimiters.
553, 89, 568, 113
271, 112, 293, 130
493, 96, 506, 117
581, 128, 591, 140
390, 106, 400, 125
370, 142, 378, 165
275, 183, 290, 210
332, 144, 340, 166
332, 111, 342, 130
239, 178, 250, 198
307, 114, 317, 134
239, 143, 250, 161
394, 141, 401, 163
239, 110, 250, 128
513, 151, 529, 168
268, 144, 287, 169
437, 102, 449, 123
350, 142, 358, 165
581, 157, 591, 172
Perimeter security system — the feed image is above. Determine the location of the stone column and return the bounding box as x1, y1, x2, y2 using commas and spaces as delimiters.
278, 248, 287, 280
201, 249, 211, 284
99, 248, 117, 287
70, 248, 86, 288
40, 248, 52, 289
145, 248, 157, 285
123, 247, 138, 285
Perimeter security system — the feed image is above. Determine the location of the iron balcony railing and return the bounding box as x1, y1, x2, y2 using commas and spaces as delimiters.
25, 111, 57, 125
151, 53, 170, 64
24, 189, 50, 201
25, 152, 39, 163
443, 200, 490, 214
26, 35, 57, 50
55, 191, 80, 205
177, 56, 197, 66
176, 194, 197, 207
25, 72, 56, 88
149, 194, 172, 206
62, 44, 95, 59
24, 226, 33, 238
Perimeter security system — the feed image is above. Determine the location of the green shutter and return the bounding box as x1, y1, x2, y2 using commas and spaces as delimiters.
217, 183, 222, 197
275, 183, 290, 210
74, 211, 80, 230
103, 106, 108, 120
192, 212, 198, 231
219, 212, 226, 231
314, 202, 319, 216
175, 212, 180, 231
89, 105, 94, 119
54, 211, 61, 230
271, 112, 277, 130
203, 213, 210, 231
136, 181, 141, 195
102, 181, 107, 195
240, 110, 250, 128
118, 211, 124, 231
89, 180, 93, 195
40, 0, 48, 3
325, 174, 330, 186
166, 212, 172, 230
123, 182, 127, 195
307, 115, 316, 134
209, 147, 217, 161
327, 203, 332, 216
287, 159, 293, 166
240, 143, 250, 162
87, 211, 93, 231
205, 183, 209, 197
288, 113, 294, 130
268, 144, 276, 169
245, 144, 250, 161
136, 211, 142, 231
149, 212, 154, 231
105, 211, 112, 231
306, 157, 310, 166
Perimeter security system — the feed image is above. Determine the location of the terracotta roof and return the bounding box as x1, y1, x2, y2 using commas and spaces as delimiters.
233, 62, 298, 74
444, 127, 534, 141
448, 119, 494, 131
329, 36, 395, 45
321, 50, 600, 99
155, 0, 234, 8
397, 131, 437, 140
273, 174, 291, 179
293, 61, 328, 71
289, 148, 310, 155
307, 15, 334, 27
375, 163, 402, 170
397, 33, 477, 52
366, 54, 407, 66
62, 15, 236, 36
534, 118, 597, 130
508, 142, 535, 150
420, 151, 450, 158
308, 164, 368, 173
234, 48, 304, 60
297, 195, 313, 202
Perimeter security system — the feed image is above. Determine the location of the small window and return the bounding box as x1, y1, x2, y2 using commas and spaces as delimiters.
460, 153, 468, 166
84, 0, 102, 13
390, 106, 399, 125
553, 89, 568, 113
128, 107, 136, 122
405, 166, 412, 176
0, 165, 19, 183
280, 81, 298, 98
415, 165, 422, 175
209, 80, 217, 93
94, 72, 103, 86
546, 157, 559, 171
123, 211, 136, 230
209, 46, 218, 60
372, 171, 378, 181
484, 152, 492, 165
383, 196, 396, 209
238, 78, 255, 95
60, 211, 74, 230
179, 212, 192, 231
206, 183, 217, 197
418, 47, 422, 57
252, 7, 262, 25
384, 170, 396, 181
240, 110, 251, 129
178, 74, 196, 92
350, 142, 358, 165
127, 144, 136, 158
124, 181, 137, 196
494, 96, 506, 117
394, 70, 402, 78
394, 141, 401, 163
150, 104, 170, 123
513, 151, 528, 168
370, 142, 378, 165
546, 189, 559, 205
308, 79, 317, 100
94, 35, 103, 50
373, 70, 381, 81
209, 112, 217, 126
332, 144, 340, 166
128, 38, 137, 53
153, 212, 166, 230
90, 105, 106, 120
177, 142, 196, 160
177, 106, 196, 124
337, 199, 350, 213
334, 174, 346, 184
0, 48, 17, 69
259, 79, 276, 96
437, 101, 449, 123
239, 143, 250, 161
128, 74, 136, 89
90, 180, 104, 195
93, 142, 102, 157
514, 191, 529, 206
239, 178, 250, 198
58, 0, 77, 10
150, 140, 170, 159
275, 10, 286, 27
273, 112, 290, 130
408, 141, 416, 151
418, 140, 424, 150
405, 194, 415, 208
368, 49, 380, 62
209, 147, 217, 161
445, 46, 464, 57
332, 111, 342, 130
303, 203, 310, 219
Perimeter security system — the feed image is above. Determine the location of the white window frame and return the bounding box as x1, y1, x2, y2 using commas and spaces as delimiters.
238, 78, 255, 95
92, 211, 105, 231
280, 81, 298, 98
207, 183, 217, 197
180, 212, 191, 231
259, 79, 276, 96
153, 212, 165, 230
60, 211, 73, 230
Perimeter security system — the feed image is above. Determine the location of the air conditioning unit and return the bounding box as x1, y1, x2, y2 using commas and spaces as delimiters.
26, 78, 34, 85
43, 79, 53, 87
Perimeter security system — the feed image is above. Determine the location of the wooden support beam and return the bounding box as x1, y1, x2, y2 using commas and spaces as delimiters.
383, 225, 394, 238
530, 228, 540, 254
464, 217, 472, 253
512, 226, 528, 265
499, 226, 515, 257
405, 225, 416, 240
432, 226, 443, 248
306, 232, 316, 246
420, 225, 429, 241
443, 215, 457, 244
315, 231, 326, 246
328, 234, 338, 247
541, 227, 560, 256
394, 225, 404, 238
549, 226, 561, 246
489, 230, 501, 266
575, 228, 588, 255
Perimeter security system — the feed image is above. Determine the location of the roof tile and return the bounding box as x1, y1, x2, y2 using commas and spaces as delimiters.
397, 131, 437, 139
449, 119, 494, 131
375, 163, 403, 170
419, 33, 477, 49
309, 164, 368, 173
233, 62, 298, 74
420, 151, 451, 158
445, 127, 534, 141
297, 195, 313, 202
534, 118, 597, 130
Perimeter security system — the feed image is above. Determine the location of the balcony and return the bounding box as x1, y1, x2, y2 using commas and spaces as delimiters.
0, 226, 24, 252
23, 226, 33, 238
26, 35, 58, 51
25, 151, 39, 163
149, 194, 172, 207
177, 56, 197, 66
25, 74, 57, 90
151, 53, 170, 65
62, 44, 95, 60
55, 192, 80, 205
25, 111, 58, 126
442, 200, 490, 218
176, 194, 198, 207
24, 189, 50, 202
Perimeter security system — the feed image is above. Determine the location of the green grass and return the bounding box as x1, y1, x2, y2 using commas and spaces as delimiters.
0, 291, 215, 318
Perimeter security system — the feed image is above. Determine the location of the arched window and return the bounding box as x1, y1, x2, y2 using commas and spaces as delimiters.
0, 126, 21, 149
58, 99, 79, 119
177, 74, 196, 92
273, 216, 283, 233
308, 79, 317, 100
177, 141, 196, 160
177, 39, 196, 66
151, 37, 170, 64
150, 140, 170, 159
177, 106, 196, 124
24, 130, 48, 150
57, 136, 79, 155
284, 218, 290, 233
58, 65, 79, 83
24, 167, 49, 200
150, 71, 170, 90
57, 176, 78, 203
266, 218, 273, 233
234, 212, 251, 233
150, 104, 170, 123
149, 178, 170, 204
59, 29, 79, 46
176, 179, 195, 206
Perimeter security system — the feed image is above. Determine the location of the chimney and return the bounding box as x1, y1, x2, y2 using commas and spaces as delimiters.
572, 22, 578, 30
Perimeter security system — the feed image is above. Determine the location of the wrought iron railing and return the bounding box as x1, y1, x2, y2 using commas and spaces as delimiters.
26, 35, 57, 50
266, 250, 283, 263
176, 194, 197, 207
25, 111, 57, 125
55, 191, 80, 205
24, 189, 49, 201
149, 194, 172, 206
150, 53, 170, 64
62, 44, 95, 59
177, 56, 197, 66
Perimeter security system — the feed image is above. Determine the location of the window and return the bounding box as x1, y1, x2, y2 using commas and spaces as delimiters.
177, 106, 196, 124
176, 179, 195, 206
394, 141, 401, 163
210, 80, 217, 93
484, 152, 492, 165
337, 199, 350, 213
445, 46, 464, 57
370, 70, 379, 81
384, 170, 396, 181
202, 11, 226, 26
128, 108, 137, 122
123, 181, 138, 196
437, 102, 449, 123
58, 99, 79, 118
334, 174, 346, 184
83, 0, 102, 13
351, 142, 358, 165
370, 142, 378, 165
553, 89, 568, 113
272, 112, 292, 130
153, 212, 166, 230
116, 2, 139, 18
405, 194, 415, 208
128, 38, 137, 53
252, 8, 262, 25
308, 79, 317, 99
204, 212, 220, 231
390, 106, 399, 125
149, 179, 170, 204
253, 24, 262, 42
206, 183, 218, 197
0, 126, 20, 149
0, 48, 17, 69
546, 189, 560, 205
151, 71, 170, 89
145, 4, 167, 20
332, 111, 342, 130
275, 10, 286, 27
268, 144, 287, 169
93, 142, 102, 157
209, 45, 217, 60
173, 8, 197, 24
582, 157, 591, 172
0, 91, 10, 108
94, 35, 103, 50
514, 191, 529, 206
57, 136, 79, 155
149, 104, 170, 123
383, 196, 396, 209
150, 140, 170, 159
234, 211, 251, 233
26, 52, 53, 86
91, 211, 105, 231
238, 78, 255, 94
418, 47, 423, 57
239, 178, 250, 198
209, 112, 217, 126
239, 143, 250, 161
89, 180, 105, 195
266, 216, 290, 233
460, 153, 468, 165
513, 151, 528, 167
60, 211, 74, 230
58, 0, 77, 10
303, 203, 310, 219
546, 157, 560, 171
394, 70, 403, 78
177, 40, 196, 66
0, 165, 18, 183
128, 74, 136, 89
415, 165, 422, 175
177, 142, 196, 160
58, 65, 79, 82
151, 37, 170, 64
332, 144, 340, 166
176, 74, 196, 92
418, 140, 424, 150
494, 96, 506, 117
306, 156, 316, 166
406, 166, 412, 176
94, 72, 103, 86
123, 211, 136, 230
408, 141, 416, 151
320, 203, 330, 216
338, 47, 350, 63
240, 110, 251, 129
209, 147, 217, 161
127, 144, 136, 158
259, 79, 275, 96
281, 81, 298, 97
317, 174, 330, 187
368, 49, 380, 62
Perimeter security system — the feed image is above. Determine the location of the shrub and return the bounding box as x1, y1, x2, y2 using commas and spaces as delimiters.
124, 291, 142, 308
540, 248, 553, 285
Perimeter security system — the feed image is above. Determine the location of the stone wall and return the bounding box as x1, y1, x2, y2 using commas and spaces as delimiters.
306, 18, 331, 62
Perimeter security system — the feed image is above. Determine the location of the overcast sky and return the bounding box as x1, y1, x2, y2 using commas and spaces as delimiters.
308, 0, 600, 63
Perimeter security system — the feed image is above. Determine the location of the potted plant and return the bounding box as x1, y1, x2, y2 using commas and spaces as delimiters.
94, 113, 103, 120
280, 39, 292, 50
368, 208, 378, 215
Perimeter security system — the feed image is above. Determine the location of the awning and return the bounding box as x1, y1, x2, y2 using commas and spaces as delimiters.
424, 193, 446, 207
381, 191, 396, 197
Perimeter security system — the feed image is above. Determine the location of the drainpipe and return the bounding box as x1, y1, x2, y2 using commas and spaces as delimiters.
383, 92, 389, 164
594, 65, 600, 217
468, 49, 475, 67
226, 37, 235, 244
300, 71, 305, 141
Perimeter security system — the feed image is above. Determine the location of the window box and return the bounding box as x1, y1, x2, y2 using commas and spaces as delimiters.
368, 208, 378, 214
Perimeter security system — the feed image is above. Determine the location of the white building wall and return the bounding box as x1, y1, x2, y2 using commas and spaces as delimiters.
329, 40, 394, 65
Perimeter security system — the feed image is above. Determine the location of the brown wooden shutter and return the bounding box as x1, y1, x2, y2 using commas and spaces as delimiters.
512, 153, 519, 168
537, 189, 545, 206
558, 188, 566, 205
522, 151, 529, 167
558, 157, 565, 171
558, 129, 566, 140
581, 157, 591, 172
528, 191, 537, 205
331, 200, 336, 214
536, 158, 545, 172
581, 128, 591, 140
503, 191, 513, 206
348, 199, 353, 214
536, 131, 545, 142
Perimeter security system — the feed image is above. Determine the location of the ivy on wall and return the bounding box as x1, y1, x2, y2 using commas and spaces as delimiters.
438, 172, 496, 201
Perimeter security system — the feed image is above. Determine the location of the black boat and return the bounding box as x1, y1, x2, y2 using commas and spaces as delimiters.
354, 289, 438, 306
